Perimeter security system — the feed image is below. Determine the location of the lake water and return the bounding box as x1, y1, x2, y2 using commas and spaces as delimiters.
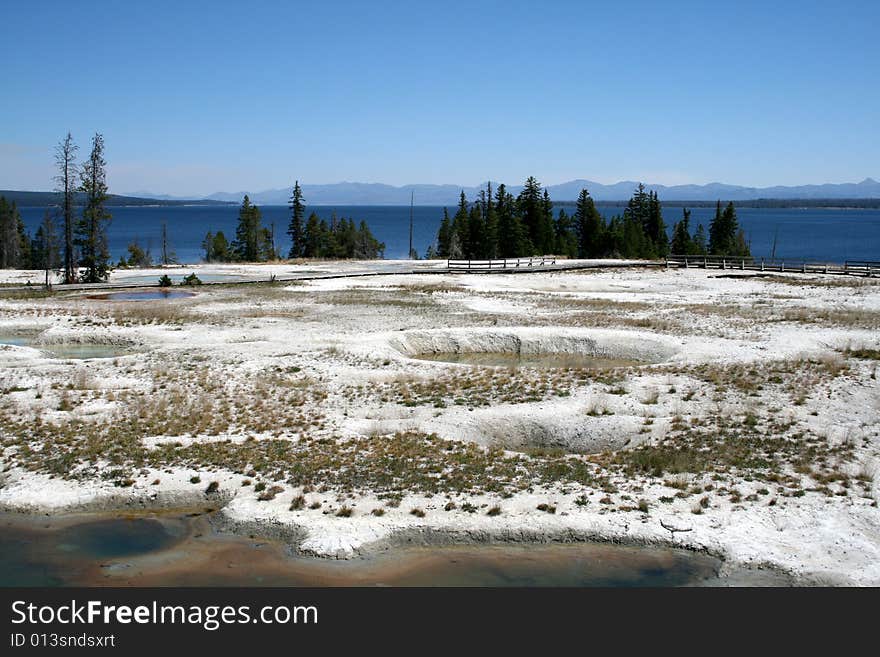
17, 204, 880, 264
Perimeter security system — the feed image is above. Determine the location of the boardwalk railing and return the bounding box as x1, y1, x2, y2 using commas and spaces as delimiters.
447, 256, 557, 271
665, 254, 879, 277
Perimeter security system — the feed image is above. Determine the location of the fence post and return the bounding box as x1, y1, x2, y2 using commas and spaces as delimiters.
761, 257, 765, 272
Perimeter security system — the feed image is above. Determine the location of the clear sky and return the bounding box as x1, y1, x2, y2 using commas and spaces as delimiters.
1, 0, 878, 196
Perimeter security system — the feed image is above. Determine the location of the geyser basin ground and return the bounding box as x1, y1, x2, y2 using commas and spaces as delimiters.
0, 262, 878, 585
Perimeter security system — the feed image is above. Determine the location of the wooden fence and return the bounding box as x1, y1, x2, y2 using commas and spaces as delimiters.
447, 256, 557, 272
665, 255, 880, 277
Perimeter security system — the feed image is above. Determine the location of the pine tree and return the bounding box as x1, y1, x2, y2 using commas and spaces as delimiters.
517, 177, 549, 254
554, 208, 578, 258
483, 182, 499, 259
670, 208, 694, 255
231, 195, 263, 261
539, 188, 556, 254
1, 197, 16, 268
258, 226, 276, 261
304, 212, 323, 257
212, 231, 231, 261
353, 221, 385, 259
122, 241, 152, 268
202, 231, 215, 262
450, 191, 470, 258
623, 184, 659, 258
708, 201, 746, 256
647, 191, 668, 256
31, 209, 60, 286
437, 208, 452, 258
0, 196, 18, 268
495, 184, 522, 257
76, 133, 111, 283
54, 133, 78, 283
708, 200, 725, 255
575, 188, 605, 257
287, 180, 306, 259
467, 200, 485, 259
693, 223, 708, 255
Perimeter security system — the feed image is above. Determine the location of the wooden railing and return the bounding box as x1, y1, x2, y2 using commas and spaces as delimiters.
447, 257, 558, 271
665, 255, 879, 277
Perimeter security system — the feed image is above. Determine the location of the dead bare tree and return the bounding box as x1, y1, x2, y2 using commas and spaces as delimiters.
54, 133, 78, 283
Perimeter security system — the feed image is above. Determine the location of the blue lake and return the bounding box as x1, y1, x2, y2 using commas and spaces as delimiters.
17, 204, 880, 264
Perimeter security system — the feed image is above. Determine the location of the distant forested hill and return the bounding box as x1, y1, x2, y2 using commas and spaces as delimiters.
0, 190, 233, 207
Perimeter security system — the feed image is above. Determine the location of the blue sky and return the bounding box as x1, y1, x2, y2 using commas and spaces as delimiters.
1, 0, 878, 196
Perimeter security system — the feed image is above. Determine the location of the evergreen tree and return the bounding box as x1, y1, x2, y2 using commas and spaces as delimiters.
54, 133, 78, 283
76, 133, 111, 283
303, 212, 323, 257
670, 208, 694, 255
437, 208, 452, 258
647, 191, 668, 256
0, 197, 27, 268
17, 208, 31, 269
467, 200, 485, 259
202, 231, 215, 262
693, 223, 708, 255
31, 209, 60, 285
494, 184, 519, 257
517, 177, 550, 254
575, 188, 605, 257
120, 241, 152, 268
212, 231, 231, 261
708, 201, 748, 256
287, 180, 306, 259
450, 191, 470, 258
353, 221, 385, 259
231, 195, 264, 261
622, 184, 657, 257
708, 201, 725, 255
258, 226, 276, 261
539, 188, 556, 254
554, 208, 578, 258
483, 182, 499, 259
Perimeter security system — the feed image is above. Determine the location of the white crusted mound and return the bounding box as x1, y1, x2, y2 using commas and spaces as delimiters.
390, 327, 679, 364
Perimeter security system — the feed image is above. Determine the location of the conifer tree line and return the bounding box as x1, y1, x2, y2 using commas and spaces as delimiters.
429, 178, 750, 260
284, 180, 384, 259
202, 181, 385, 262
0, 132, 112, 283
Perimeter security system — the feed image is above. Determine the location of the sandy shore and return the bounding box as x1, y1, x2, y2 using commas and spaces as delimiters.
1, 262, 878, 584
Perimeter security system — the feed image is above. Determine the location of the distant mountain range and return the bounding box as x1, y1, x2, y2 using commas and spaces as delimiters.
129, 177, 880, 205
7, 178, 879, 208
